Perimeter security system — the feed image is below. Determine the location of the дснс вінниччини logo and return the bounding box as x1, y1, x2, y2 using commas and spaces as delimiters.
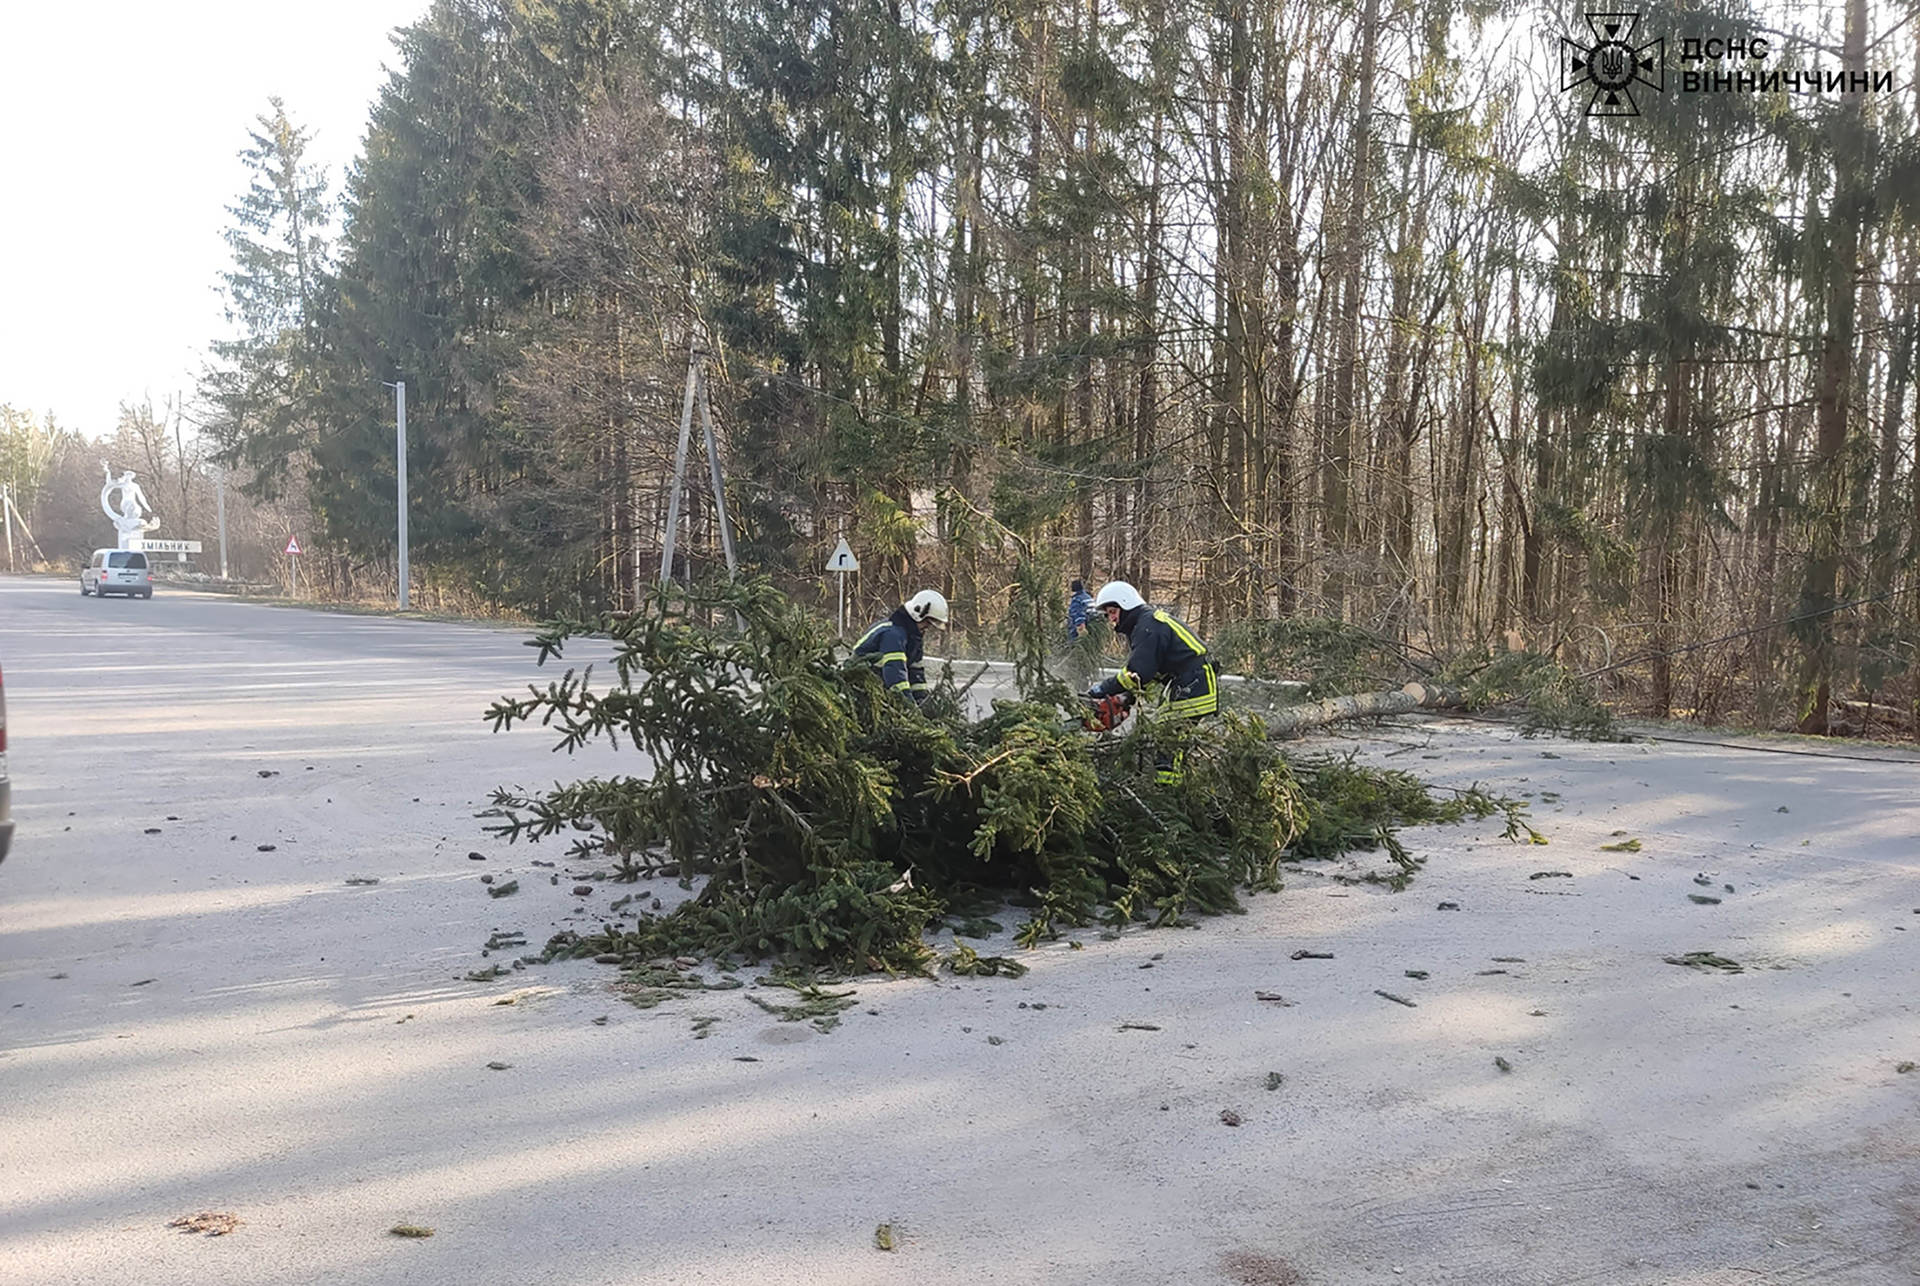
1561, 12, 1664, 116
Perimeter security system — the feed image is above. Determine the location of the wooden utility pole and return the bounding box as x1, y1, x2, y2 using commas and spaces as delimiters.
659, 343, 740, 595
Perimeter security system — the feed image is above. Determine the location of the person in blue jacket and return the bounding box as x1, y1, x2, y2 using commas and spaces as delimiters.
853, 589, 950, 705
1066, 579, 1094, 641
1084, 580, 1216, 783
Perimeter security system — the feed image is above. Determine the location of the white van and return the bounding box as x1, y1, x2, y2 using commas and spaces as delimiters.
81, 549, 154, 598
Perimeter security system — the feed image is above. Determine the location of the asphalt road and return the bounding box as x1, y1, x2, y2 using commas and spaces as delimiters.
5, 575, 1920, 1286
0, 577, 640, 1284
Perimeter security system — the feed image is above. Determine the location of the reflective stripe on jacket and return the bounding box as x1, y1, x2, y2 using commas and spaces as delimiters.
1091, 605, 1216, 718
853, 606, 927, 702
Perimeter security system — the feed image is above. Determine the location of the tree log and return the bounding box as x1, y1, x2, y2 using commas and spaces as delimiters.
1261, 682, 1465, 739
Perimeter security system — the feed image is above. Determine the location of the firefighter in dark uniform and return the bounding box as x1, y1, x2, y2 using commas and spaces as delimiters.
853, 589, 950, 705
1084, 581, 1217, 783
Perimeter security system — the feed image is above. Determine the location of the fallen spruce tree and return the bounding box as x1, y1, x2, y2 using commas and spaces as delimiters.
482, 578, 1535, 974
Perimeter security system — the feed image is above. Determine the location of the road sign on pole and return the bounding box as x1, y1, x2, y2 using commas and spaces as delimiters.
285, 535, 301, 598
826, 537, 858, 636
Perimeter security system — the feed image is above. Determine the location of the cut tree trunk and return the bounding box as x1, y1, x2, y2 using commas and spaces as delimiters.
1260, 682, 1465, 739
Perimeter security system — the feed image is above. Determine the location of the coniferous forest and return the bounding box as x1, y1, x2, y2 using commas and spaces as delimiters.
10, 0, 1918, 734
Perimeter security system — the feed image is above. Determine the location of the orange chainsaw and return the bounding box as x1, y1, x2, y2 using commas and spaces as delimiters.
1080, 691, 1135, 732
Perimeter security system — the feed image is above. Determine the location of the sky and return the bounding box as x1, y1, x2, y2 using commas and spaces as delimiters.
0, 0, 427, 441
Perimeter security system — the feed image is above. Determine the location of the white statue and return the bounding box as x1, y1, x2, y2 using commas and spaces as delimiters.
100, 463, 160, 550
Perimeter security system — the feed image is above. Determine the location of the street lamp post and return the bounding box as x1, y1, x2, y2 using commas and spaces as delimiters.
383, 380, 410, 610
215, 467, 229, 579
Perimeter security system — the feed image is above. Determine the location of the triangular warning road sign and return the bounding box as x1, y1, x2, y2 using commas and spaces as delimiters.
825, 537, 859, 573
285, 535, 303, 556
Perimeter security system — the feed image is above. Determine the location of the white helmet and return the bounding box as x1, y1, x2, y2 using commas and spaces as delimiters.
1092, 581, 1144, 613
905, 588, 950, 625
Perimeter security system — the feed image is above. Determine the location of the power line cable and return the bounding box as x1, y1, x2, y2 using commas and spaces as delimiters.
1578, 585, 1913, 680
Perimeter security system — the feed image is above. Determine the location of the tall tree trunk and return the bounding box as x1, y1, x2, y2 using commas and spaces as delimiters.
1323, 0, 1379, 618
1133, 13, 1166, 598
1797, 0, 1869, 734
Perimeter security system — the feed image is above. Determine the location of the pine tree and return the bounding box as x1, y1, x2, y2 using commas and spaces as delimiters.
198, 97, 332, 496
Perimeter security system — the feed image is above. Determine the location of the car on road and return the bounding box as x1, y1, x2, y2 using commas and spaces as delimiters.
81, 549, 154, 598
0, 659, 12, 863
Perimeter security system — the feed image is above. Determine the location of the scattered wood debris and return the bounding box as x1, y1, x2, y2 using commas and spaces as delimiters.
943, 941, 1029, 977
1374, 990, 1417, 1008
168, 1212, 241, 1237
1664, 951, 1743, 973
746, 979, 854, 1032
389, 1224, 434, 1238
